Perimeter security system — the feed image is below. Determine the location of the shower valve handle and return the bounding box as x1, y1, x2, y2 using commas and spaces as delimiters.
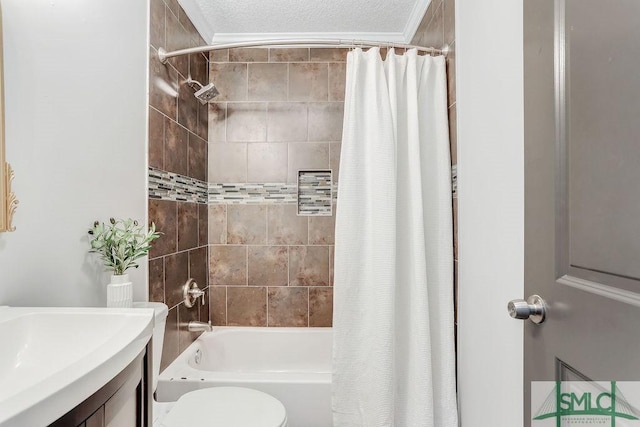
188, 288, 205, 305
183, 278, 205, 308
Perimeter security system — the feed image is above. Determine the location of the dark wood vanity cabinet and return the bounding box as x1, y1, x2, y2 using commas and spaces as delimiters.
49, 342, 152, 427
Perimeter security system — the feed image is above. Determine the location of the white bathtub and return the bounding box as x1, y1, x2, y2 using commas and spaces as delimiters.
157, 327, 332, 427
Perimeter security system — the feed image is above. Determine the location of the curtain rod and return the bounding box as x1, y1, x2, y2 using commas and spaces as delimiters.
158, 39, 448, 63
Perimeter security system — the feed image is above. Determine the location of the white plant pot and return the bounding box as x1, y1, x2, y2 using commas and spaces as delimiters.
107, 274, 133, 308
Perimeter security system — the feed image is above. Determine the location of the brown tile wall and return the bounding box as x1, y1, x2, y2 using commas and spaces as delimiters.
208, 204, 335, 327
207, 48, 342, 327
147, 1, 456, 362
148, 0, 210, 371
412, 0, 458, 328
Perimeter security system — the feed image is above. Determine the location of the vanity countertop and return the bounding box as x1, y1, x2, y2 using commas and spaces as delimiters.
0, 306, 154, 427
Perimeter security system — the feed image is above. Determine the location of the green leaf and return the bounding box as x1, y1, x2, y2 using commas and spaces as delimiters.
87, 217, 162, 275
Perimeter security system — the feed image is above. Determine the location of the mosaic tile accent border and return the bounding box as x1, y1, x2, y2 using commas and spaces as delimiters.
298, 170, 332, 216
208, 183, 297, 204
149, 167, 456, 205
209, 182, 339, 205
149, 167, 208, 203
149, 167, 336, 205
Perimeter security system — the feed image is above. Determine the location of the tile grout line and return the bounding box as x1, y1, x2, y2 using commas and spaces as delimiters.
441, 1, 446, 46
162, 257, 167, 306
307, 286, 310, 327
326, 62, 330, 103
174, 202, 179, 256
149, 242, 210, 262
224, 286, 228, 326
265, 283, 269, 327
223, 101, 228, 143
286, 62, 290, 102
245, 243, 249, 286
286, 246, 290, 287
224, 204, 228, 245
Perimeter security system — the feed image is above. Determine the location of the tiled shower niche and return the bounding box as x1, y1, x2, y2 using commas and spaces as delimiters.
298, 170, 332, 216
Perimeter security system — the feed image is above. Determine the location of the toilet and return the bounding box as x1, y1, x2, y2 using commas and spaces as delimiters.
135, 302, 288, 427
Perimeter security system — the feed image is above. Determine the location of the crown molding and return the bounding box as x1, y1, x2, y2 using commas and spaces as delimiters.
210, 32, 409, 45
178, 0, 433, 47
402, 0, 432, 43
177, 0, 217, 44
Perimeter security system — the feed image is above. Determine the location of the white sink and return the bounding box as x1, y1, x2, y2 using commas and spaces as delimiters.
0, 306, 154, 427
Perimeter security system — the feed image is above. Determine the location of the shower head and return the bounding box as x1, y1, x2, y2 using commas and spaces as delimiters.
186, 78, 220, 104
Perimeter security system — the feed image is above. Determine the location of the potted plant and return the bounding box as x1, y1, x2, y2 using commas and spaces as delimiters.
88, 218, 160, 307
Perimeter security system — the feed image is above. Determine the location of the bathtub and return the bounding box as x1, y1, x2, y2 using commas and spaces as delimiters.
156, 327, 332, 427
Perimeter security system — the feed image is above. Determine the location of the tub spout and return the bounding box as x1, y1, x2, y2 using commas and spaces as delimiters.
187, 320, 212, 332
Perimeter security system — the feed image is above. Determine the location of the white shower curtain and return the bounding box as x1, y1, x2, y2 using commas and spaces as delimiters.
332, 47, 458, 427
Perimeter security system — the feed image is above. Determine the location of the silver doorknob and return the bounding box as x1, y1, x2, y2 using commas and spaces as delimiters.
507, 295, 546, 324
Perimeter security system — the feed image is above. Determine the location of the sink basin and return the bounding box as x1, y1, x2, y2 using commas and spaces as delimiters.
0, 307, 154, 427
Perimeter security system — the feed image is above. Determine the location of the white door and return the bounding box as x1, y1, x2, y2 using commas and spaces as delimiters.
522, 0, 640, 425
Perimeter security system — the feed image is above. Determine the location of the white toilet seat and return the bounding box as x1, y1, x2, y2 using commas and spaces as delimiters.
160, 387, 288, 427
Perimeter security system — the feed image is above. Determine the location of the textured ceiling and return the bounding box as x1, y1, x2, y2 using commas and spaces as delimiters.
178, 0, 431, 44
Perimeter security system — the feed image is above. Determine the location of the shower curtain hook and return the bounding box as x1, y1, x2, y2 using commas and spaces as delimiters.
386, 42, 393, 58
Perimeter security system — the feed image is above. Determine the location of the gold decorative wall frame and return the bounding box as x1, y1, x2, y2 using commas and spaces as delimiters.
0, 3, 17, 233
